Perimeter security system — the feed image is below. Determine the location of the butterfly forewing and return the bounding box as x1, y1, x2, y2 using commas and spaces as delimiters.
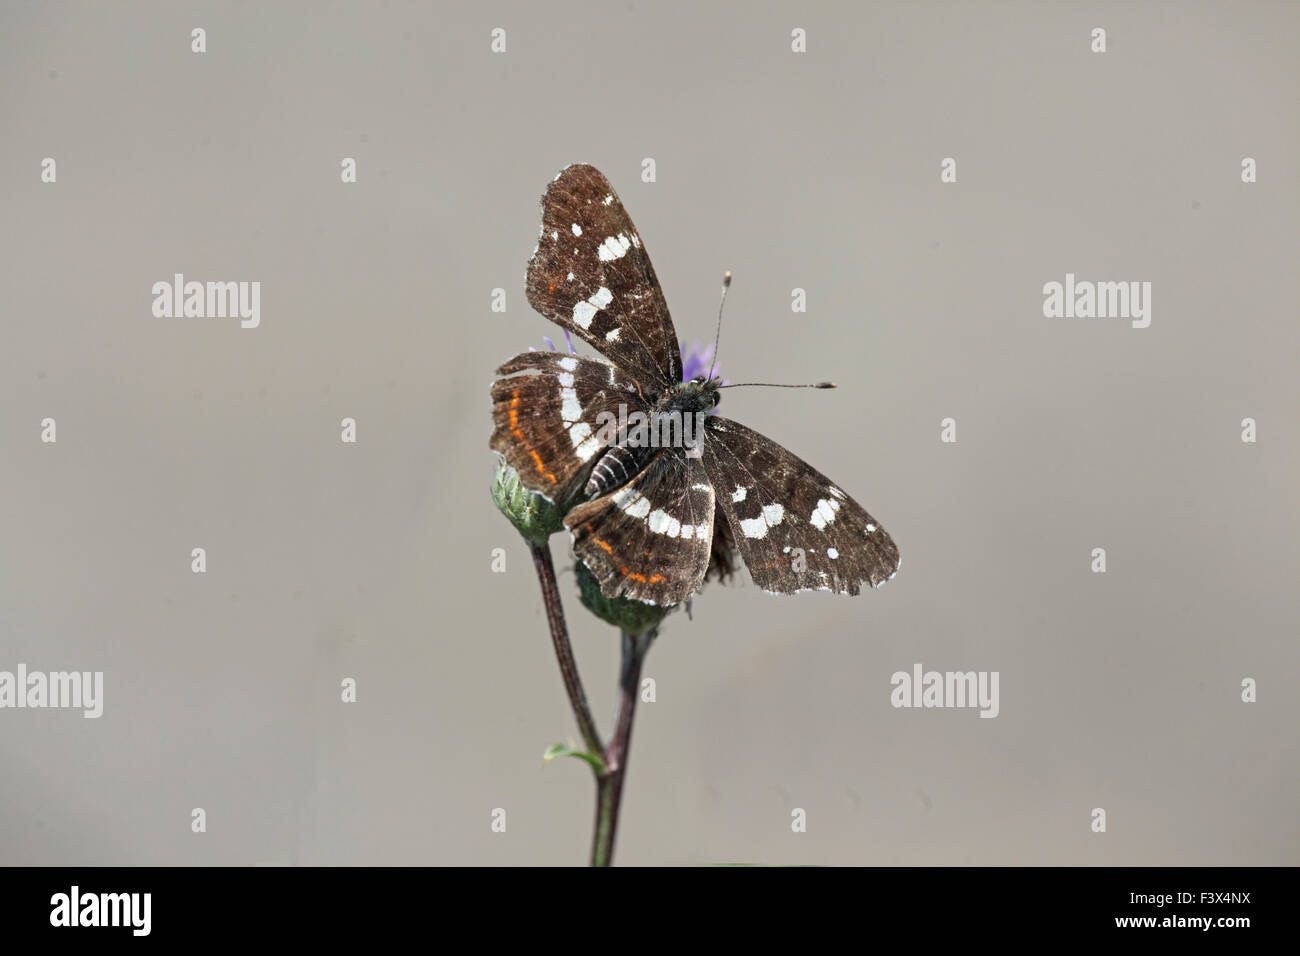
526, 164, 682, 386
565, 451, 715, 606
491, 350, 650, 505
703, 417, 900, 595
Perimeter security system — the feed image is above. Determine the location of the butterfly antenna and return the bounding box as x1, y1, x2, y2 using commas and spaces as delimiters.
706, 271, 731, 381
717, 381, 837, 389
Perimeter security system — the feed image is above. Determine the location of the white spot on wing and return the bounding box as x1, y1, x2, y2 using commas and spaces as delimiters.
597, 233, 633, 261
731, 486, 747, 503
569, 421, 600, 461
568, 287, 615, 332
738, 503, 783, 540
557, 372, 575, 388
560, 387, 583, 423
623, 495, 650, 519
558, 357, 578, 372
866, 523, 876, 532
571, 223, 582, 236
603, 194, 614, 205
827, 547, 839, 559
647, 509, 681, 537
810, 497, 840, 530
605, 328, 621, 341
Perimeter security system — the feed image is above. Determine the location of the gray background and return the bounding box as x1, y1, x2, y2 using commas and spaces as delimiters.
2, 0, 1296, 865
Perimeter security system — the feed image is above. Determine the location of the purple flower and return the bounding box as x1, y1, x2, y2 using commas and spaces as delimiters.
529, 331, 579, 355
528, 336, 726, 388
680, 344, 727, 419
679, 343, 723, 383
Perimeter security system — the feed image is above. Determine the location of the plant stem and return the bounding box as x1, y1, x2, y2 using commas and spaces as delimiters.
526, 538, 658, 866
590, 627, 655, 867
528, 540, 603, 757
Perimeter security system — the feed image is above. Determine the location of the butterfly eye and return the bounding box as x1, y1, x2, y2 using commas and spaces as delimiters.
712, 391, 721, 408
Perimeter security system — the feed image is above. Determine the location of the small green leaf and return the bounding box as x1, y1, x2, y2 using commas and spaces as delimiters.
543, 742, 606, 774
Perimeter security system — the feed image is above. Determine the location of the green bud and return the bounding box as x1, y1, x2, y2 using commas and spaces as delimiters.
492, 458, 565, 545
575, 562, 670, 636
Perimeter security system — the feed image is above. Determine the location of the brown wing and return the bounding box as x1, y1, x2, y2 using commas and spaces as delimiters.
565, 452, 714, 606
491, 350, 649, 506
703, 417, 900, 595
525, 164, 682, 387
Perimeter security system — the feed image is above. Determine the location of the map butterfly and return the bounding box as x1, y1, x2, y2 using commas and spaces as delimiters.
491, 164, 900, 606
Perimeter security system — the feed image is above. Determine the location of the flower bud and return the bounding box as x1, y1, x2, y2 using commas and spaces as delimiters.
492, 458, 565, 545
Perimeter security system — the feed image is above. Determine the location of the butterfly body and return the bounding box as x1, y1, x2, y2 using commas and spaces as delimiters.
491, 164, 900, 606
583, 375, 719, 498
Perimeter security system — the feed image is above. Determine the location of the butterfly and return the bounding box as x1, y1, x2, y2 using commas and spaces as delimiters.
491, 164, 899, 606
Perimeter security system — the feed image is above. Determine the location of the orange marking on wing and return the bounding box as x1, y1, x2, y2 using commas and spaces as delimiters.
592, 537, 614, 555
528, 449, 557, 484
508, 388, 556, 483
618, 568, 665, 585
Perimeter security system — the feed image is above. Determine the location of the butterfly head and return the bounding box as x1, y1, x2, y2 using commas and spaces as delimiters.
678, 374, 723, 413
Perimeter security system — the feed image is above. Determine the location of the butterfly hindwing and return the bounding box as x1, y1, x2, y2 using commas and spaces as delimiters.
565, 451, 715, 606
526, 164, 682, 387
703, 416, 900, 595
491, 350, 649, 505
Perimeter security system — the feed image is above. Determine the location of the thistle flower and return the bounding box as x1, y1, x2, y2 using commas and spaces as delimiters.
492, 458, 564, 544
528, 331, 579, 355
679, 343, 729, 402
